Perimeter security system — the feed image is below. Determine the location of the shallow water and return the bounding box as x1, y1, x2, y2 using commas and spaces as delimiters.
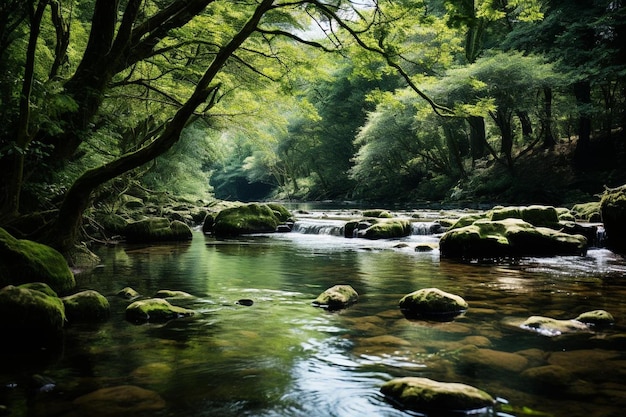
2, 211, 626, 417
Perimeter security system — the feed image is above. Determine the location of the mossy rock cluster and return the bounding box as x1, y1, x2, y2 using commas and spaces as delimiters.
519, 309, 615, 337
205, 203, 292, 237
124, 218, 192, 243
0, 227, 75, 293
600, 185, 626, 253
441, 216, 588, 259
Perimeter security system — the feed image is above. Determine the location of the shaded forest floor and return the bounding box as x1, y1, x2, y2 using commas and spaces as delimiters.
445, 131, 626, 208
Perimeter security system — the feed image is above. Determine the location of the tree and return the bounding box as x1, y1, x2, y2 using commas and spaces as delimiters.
0, 0, 406, 253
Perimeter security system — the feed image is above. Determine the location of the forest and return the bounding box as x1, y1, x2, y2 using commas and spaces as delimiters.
1, 0, 625, 254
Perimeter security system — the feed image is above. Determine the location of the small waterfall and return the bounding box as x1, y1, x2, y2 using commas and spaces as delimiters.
291, 219, 345, 236
411, 222, 445, 236
291, 218, 445, 237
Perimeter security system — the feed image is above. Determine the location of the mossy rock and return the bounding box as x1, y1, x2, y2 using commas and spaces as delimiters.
572, 201, 602, 222
266, 203, 292, 222
449, 213, 489, 230
95, 213, 128, 235
399, 288, 468, 320
0, 227, 75, 293
520, 315, 591, 337
380, 377, 495, 412
362, 209, 393, 218
213, 203, 290, 236
440, 218, 587, 259
126, 298, 195, 323
360, 219, 412, 239
117, 287, 141, 300
124, 218, 192, 243
312, 284, 358, 310
489, 205, 559, 227
154, 289, 194, 298
62, 290, 110, 322
600, 185, 626, 253
0, 284, 66, 350
575, 310, 615, 327
556, 207, 576, 222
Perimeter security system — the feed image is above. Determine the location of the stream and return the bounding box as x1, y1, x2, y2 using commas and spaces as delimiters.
2, 208, 626, 417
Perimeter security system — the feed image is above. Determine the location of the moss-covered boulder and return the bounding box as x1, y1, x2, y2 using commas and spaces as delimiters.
362, 209, 393, 218
380, 377, 495, 413
440, 218, 587, 259
211, 203, 291, 236
312, 284, 358, 310
62, 290, 110, 322
0, 227, 75, 293
572, 201, 602, 222
124, 218, 192, 243
0, 284, 65, 350
360, 219, 412, 239
600, 185, 626, 253
399, 288, 468, 320
126, 298, 195, 323
95, 213, 128, 236
490, 205, 559, 227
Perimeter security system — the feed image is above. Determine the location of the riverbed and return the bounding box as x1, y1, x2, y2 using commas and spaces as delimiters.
2, 209, 626, 417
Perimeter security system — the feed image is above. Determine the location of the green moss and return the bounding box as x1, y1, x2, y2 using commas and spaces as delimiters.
124, 218, 192, 243
266, 203, 292, 222
600, 185, 626, 253
0, 227, 75, 293
572, 201, 601, 221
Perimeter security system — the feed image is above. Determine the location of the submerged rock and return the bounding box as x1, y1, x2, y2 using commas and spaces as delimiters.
62, 290, 110, 322
380, 377, 495, 412
154, 289, 194, 299
126, 298, 195, 323
312, 284, 358, 310
575, 309, 615, 326
0, 227, 76, 293
399, 288, 468, 320
72, 385, 166, 416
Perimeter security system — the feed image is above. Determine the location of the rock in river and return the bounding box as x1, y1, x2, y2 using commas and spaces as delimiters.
380, 377, 495, 413
399, 288, 468, 320
312, 284, 358, 310
126, 298, 195, 323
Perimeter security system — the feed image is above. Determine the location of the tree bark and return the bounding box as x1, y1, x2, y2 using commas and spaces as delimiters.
541, 86, 556, 148
573, 80, 592, 166
467, 115, 487, 163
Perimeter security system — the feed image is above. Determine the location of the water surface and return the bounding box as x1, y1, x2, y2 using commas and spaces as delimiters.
2, 211, 626, 417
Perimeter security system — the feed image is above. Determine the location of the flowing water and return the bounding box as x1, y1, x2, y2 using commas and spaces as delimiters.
2, 209, 626, 417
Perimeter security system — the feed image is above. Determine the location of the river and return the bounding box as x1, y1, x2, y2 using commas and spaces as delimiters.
2, 208, 626, 417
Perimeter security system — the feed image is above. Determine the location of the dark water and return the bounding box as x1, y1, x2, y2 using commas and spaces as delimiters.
2, 211, 626, 417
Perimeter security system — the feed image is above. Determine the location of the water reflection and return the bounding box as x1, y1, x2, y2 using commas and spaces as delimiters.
2, 228, 626, 417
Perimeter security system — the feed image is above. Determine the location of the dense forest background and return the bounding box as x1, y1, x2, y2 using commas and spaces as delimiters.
1, 0, 625, 251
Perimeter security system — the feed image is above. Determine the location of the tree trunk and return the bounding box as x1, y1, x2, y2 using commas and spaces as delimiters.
0, 0, 47, 219
573, 80, 592, 166
467, 115, 487, 163
541, 86, 556, 148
